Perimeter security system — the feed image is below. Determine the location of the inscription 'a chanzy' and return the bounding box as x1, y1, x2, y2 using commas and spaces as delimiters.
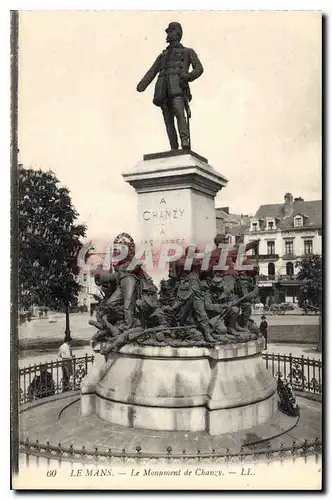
143, 209, 184, 221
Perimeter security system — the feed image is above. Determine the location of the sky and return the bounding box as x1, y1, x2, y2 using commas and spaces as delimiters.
18, 10, 322, 241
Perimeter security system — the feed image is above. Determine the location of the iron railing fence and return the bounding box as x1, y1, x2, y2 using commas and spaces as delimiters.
19, 437, 322, 466
262, 353, 322, 396
19, 354, 94, 404
18, 351, 322, 406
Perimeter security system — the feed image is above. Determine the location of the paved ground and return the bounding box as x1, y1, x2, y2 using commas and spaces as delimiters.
19, 394, 321, 456
19, 311, 319, 343
18, 312, 322, 367
19, 313, 94, 347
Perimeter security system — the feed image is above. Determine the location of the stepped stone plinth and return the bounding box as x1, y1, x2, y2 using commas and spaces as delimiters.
81, 337, 277, 435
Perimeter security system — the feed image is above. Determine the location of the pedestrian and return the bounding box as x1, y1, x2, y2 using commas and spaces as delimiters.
27, 364, 55, 401
58, 338, 73, 392
260, 315, 268, 347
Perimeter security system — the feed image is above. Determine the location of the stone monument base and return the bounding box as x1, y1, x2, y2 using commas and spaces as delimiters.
81, 338, 277, 435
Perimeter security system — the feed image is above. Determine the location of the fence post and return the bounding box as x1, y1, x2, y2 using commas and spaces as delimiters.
73, 356, 76, 389
289, 353, 293, 385
28, 364, 31, 399
136, 445, 142, 465
23, 368, 26, 403
312, 360, 316, 393
301, 355, 305, 391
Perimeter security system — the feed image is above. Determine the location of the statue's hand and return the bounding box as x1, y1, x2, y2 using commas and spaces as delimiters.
136, 299, 143, 309
180, 73, 190, 82
136, 82, 146, 92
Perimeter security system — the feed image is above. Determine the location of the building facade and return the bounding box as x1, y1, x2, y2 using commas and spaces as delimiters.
77, 272, 99, 309
243, 193, 322, 304
215, 206, 251, 244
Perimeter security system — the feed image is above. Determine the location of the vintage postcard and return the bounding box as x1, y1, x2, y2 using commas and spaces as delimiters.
11, 9, 322, 490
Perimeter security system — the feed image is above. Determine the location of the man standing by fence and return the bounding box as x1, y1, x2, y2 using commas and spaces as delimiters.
260, 315, 268, 347
58, 338, 73, 391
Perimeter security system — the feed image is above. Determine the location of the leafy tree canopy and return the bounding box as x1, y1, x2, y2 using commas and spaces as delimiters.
295, 255, 322, 309
19, 166, 87, 311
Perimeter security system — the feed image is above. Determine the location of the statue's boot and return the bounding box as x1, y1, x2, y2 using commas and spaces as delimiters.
211, 331, 223, 340
227, 327, 241, 337
203, 327, 216, 343
235, 323, 247, 332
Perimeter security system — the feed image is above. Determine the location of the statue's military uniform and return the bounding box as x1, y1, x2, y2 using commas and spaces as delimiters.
137, 23, 203, 150
205, 276, 241, 336
166, 251, 214, 342
235, 276, 259, 330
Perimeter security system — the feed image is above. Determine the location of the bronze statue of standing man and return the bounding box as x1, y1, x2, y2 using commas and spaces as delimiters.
136, 22, 204, 150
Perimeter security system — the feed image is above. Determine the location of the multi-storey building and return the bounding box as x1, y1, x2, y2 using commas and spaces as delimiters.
243, 193, 322, 304
76, 271, 99, 309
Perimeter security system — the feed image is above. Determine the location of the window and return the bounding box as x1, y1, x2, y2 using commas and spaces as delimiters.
83, 274, 88, 283
285, 240, 294, 256
294, 216, 303, 227
267, 241, 275, 255
264, 219, 275, 230
251, 222, 258, 231
304, 239, 313, 255
286, 262, 294, 277
268, 262, 275, 277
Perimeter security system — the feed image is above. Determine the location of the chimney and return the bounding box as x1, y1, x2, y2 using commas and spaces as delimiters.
220, 206, 230, 214
283, 192, 294, 217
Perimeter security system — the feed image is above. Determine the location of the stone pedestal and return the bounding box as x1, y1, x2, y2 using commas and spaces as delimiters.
122, 150, 228, 281
81, 338, 277, 435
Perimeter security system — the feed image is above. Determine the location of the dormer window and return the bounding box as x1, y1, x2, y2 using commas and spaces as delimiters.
294, 216, 303, 227
265, 219, 276, 231
251, 220, 259, 232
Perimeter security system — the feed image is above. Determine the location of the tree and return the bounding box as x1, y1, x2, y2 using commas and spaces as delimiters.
295, 255, 322, 309
18, 166, 87, 341
295, 255, 322, 351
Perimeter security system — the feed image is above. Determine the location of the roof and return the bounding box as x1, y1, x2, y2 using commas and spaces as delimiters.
215, 209, 238, 224
253, 200, 322, 230
215, 208, 251, 225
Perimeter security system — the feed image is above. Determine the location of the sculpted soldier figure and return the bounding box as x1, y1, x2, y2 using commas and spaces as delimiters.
203, 277, 241, 338
90, 233, 168, 352
136, 22, 204, 150
165, 246, 215, 342
208, 233, 260, 332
